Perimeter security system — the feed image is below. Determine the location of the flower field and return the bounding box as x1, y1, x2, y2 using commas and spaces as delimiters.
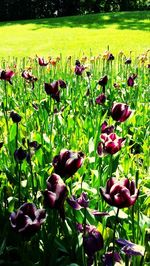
0, 50, 149, 266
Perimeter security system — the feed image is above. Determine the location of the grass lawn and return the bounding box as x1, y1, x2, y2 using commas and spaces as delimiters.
0, 11, 149, 58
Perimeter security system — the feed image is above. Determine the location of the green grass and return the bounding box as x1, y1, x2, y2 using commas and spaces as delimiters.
0, 11, 150, 58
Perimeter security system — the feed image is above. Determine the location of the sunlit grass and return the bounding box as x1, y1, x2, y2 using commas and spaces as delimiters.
0, 11, 149, 58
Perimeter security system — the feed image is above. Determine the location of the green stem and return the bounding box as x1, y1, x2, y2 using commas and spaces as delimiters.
132, 205, 135, 242
18, 162, 22, 206
112, 208, 119, 265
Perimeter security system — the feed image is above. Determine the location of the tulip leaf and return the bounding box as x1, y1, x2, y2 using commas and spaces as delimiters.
9, 123, 17, 142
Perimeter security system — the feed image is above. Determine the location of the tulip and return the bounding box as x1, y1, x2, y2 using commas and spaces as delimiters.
14, 147, 27, 162
44, 79, 66, 102
75, 65, 86, 76
44, 81, 60, 102
101, 121, 114, 135
97, 133, 125, 156
116, 238, 145, 256
102, 251, 122, 265
98, 75, 108, 87
108, 53, 115, 61
83, 225, 103, 265
10, 203, 46, 237
38, 57, 49, 66
125, 58, 131, 64
100, 178, 139, 208
43, 173, 68, 218
95, 93, 106, 105
67, 192, 89, 210
111, 103, 132, 122
22, 70, 38, 83
52, 149, 84, 178
127, 74, 137, 87
10, 111, 21, 123
29, 141, 41, 151
0, 69, 15, 84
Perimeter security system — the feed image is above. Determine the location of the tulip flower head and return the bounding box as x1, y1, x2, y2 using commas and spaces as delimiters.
74, 60, 86, 76
38, 57, 49, 66
102, 251, 122, 265
0, 69, 15, 84
101, 121, 114, 135
67, 192, 89, 210
10, 111, 21, 123
95, 93, 106, 105
100, 178, 139, 208
53, 149, 84, 178
10, 203, 46, 237
83, 225, 103, 265
44, 173, 68, 218
44, 79, 66, 102
98, 75, 108, 87
14, 147, 27, 162
127, 74, 137, 87
97, 133, 125, 156
111, 103, 132, 123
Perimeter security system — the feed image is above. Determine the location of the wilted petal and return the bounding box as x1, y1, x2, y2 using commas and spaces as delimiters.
116, 238, 145, 256
67, 196, 82, 210
77, 192, 89, 208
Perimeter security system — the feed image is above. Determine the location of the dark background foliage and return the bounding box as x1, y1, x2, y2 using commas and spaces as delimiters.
0, 0, 149, 22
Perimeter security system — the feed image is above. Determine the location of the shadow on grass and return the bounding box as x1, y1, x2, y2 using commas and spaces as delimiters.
0, 11, 150, 31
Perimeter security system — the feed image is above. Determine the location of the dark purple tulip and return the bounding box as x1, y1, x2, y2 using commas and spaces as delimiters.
95, 93, 106, 105
116, 238, 144, 256
0, 69, 15, 84
44, 173, 68, 211
111, 103, 132, 122
22, 70, 38, 83
102, 251, 122, 266
101, 121, 114, 135
52, 149, 84, 178
83, 225, 103, 260
29, 141, 41, 151
14, 147, 27, 161
67, 192, 89, 210
127, 74, 137, 87
10, 203, 46, 236
125, 58, 131, 64
98, 133, 125, 156
10, 111, 21, 123
38, 57, 49, 66
98, 75, 108, 87
148, 64, 150, 68
108, 53, 115, 61
44, 81, 60, 102
75, 65, 86, 76
127, 76, 134, 87
100, 178, 139, 208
